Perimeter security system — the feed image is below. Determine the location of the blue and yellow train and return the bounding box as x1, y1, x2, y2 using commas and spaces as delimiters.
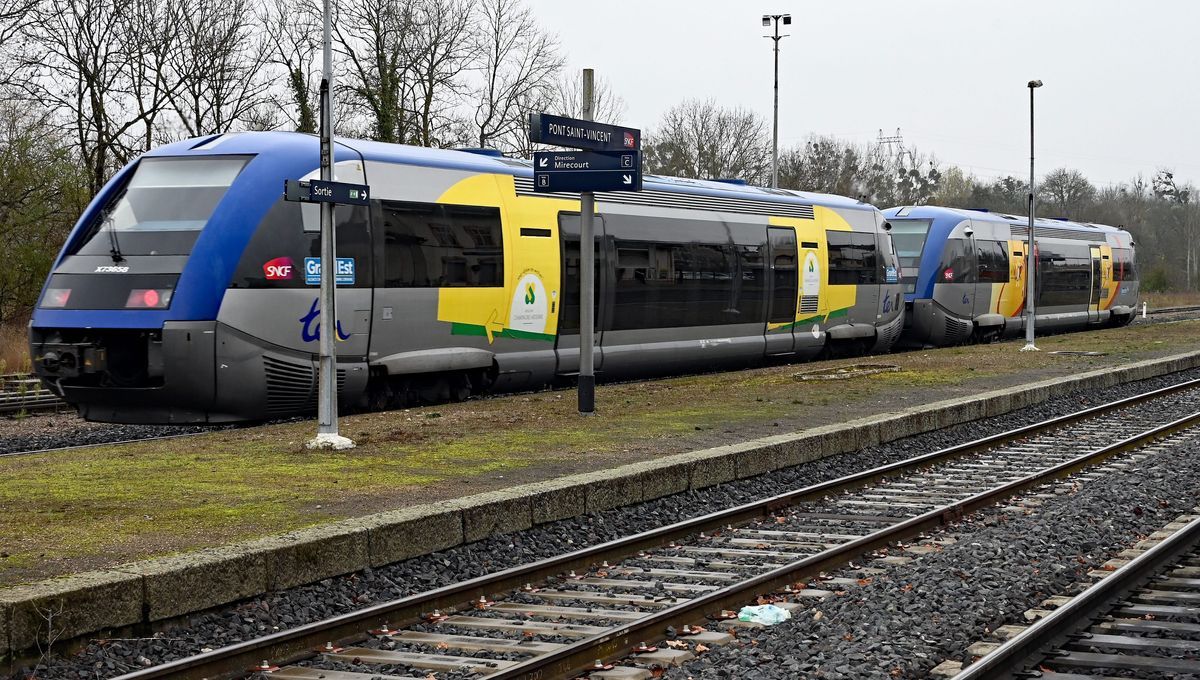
883, 206, 1138, 346
30, 132, 907, 423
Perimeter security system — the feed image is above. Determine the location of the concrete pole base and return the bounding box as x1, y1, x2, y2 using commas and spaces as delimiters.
306, 433, 357, 450
1020, 343, 1040, 352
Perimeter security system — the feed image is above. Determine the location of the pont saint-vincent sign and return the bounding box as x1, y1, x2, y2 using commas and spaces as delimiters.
529, 113, 643, 193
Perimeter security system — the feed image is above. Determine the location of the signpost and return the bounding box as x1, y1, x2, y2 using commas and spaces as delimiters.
529, 71, 642, 416
285, 179, 371, 206
533, 150, 641, 193
282, 0, 365, 451
529, 113, 640, 152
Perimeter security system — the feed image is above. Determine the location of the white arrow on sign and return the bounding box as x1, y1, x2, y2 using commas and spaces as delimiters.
538, 157, 549, 168
622, 174, 632, 185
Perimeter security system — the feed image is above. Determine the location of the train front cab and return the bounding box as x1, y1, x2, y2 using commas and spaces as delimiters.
886, 206, 1138, 347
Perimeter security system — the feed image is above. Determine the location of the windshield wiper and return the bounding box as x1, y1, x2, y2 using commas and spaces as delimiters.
103, 211, 124, 263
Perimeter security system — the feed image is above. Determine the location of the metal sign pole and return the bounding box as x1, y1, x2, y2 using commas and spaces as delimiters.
309, 0, 354, 449
578, 68, 596, 415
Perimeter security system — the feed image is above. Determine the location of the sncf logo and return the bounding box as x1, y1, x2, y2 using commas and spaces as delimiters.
623, 132, 636, 149
263, 257, 294, 280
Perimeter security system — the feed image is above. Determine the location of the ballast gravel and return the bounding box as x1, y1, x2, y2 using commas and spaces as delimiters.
13, 367, 1200, 680
662, 434, 1200, 679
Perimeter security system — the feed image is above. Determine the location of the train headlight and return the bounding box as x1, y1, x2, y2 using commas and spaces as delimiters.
125, 288, 173, 309
42, 288, 72, 308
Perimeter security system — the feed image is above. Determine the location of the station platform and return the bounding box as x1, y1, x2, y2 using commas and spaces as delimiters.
3, 318, 1200, 658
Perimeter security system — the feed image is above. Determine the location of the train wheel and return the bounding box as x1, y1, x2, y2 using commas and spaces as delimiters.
449, 373, 470, 402
366, 380, 391, 411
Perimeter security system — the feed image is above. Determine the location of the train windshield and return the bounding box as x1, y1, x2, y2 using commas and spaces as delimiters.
74, 156, 249, 257
888, 219, 931, 292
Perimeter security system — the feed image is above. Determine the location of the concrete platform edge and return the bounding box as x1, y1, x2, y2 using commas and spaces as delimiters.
2, 349, 1198, 660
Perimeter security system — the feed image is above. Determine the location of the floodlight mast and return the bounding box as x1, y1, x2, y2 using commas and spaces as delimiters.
764, 14, 790, 189
1022, 79, 1043, 353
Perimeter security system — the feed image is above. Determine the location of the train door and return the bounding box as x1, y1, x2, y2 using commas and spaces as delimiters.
765, 226, 798, 354
1006, 239, 1030, 331
554, 212, 606, 375
1088, 245, 1104, 323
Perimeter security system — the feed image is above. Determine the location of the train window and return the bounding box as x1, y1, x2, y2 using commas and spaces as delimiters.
936, 238, 976, 284
888, 219, 931, 270
1113, 248, 1137, 281
75, 156, 250, 257
1037, 243, 1091, 306
611, 240, 757, 329
826, 230, 878, 285
737, 244, 767, 323
381, 201, 503, 287
977, 241, 1010, 283
229, 199, 371, 289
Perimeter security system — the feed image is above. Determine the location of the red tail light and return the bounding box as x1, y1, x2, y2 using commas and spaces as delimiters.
42, 288, 72, 308
125, 288, 172, 309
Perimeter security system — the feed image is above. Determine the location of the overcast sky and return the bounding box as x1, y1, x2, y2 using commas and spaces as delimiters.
525, 0, 1199, 189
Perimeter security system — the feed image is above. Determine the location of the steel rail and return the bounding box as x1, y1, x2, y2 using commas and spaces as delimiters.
109, 377, 1200, 680
951, 509, 1200, 679
484, 406, 1200, 679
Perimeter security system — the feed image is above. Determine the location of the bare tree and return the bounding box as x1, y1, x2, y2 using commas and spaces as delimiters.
644, 99, 770, 185
333, 0, 419, 143
0, 0, 39, 85
778, 136, 862, 196
120, 0, 185, 151
262, 0, 320, 132
1153, 169, 1197, 289
1039, 167, 1096, 218
169, 0, 272, 137
549, 73, 626, 123
18, 0, 184, 193
406, 0, 474, 147
469, 0, 562, 150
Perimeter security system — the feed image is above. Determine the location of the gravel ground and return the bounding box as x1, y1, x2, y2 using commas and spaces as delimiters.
0, 411, 229, 456
12, 367, 1200, 680
663, 436, 1200, 679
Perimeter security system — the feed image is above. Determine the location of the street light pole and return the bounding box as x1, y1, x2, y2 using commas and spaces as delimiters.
308, 0, 354, 449
763, 14, 790, 189
1022, 79, 1043, 353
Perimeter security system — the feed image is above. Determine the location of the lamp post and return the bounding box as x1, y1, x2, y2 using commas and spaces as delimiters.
763, 14, 790, 189
1021, 79, 1043, 352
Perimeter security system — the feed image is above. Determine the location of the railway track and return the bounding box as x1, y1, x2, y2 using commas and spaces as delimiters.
2, 302, 1197, 425
106, 377, 1200, 680
0, 372, 62, 414
954, 510, 1200, 679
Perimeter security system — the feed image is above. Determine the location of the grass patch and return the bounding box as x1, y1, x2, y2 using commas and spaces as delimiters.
1144, 290, 1200, 309
0, 321, 30, 373
3, 318, 1200, 584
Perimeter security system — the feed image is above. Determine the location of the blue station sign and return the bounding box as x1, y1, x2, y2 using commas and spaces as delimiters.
284, 178, 370, 206
529, 113, 640, 152
533, 150, 642, 193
